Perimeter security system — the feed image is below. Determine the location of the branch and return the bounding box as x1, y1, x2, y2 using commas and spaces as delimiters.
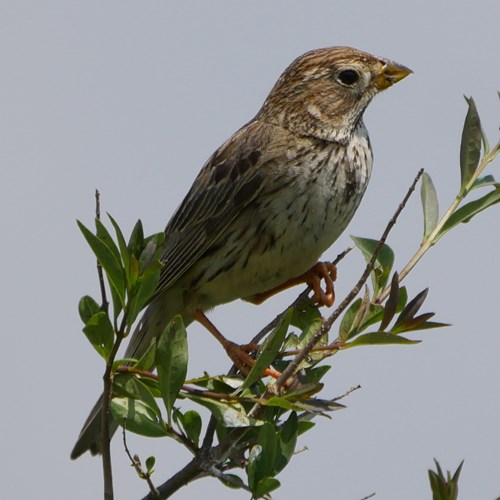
122, 426, 160, 499
272, 168, 423, 391
95, 189, 109, 314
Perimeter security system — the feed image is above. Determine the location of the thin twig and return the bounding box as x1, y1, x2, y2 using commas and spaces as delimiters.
333, 384, 362, 402
272, 169, 424, 391
122, 425, 160, 499
360, 493, 376, 500
95, 189, 109, 314
102, 313, 129, 500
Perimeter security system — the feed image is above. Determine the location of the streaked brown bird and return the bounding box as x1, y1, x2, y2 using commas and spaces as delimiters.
71, 46, 411, 459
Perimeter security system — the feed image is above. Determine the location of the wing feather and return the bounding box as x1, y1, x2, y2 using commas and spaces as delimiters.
152, 120, 275, 299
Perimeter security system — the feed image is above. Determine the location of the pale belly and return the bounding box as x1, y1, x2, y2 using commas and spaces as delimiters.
180, 132, 372, 312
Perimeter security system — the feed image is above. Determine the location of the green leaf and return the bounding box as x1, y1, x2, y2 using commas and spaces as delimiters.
134, 339, 157, 371
240, 309, 292, 390
460, 96, 482, 190
185, 393, 263, 427
247, 424, 281, 496
428, 459, 463, 500
145, 456, 156, 475
421, 172, 439, 240
254, 477, 281, 498
291, 299, 322, 343
77, 220, 126, 308
83, 311, 114, 359
256, 423, 277, 481
392, 289, 428, 332
343, 331, 420, 348
379, 273, 399, 331
471, 174, 497, 190
274, 412, 298, 474
95, 218, 121, 265
216, 474, 245, 490
339, 298, 385, 342
262, 396, 307, 412
156, 316, 188, 425
110, 398, 168, 437
289, 398, 345, 415
351, 236, 394, 295
127, 270, 162, 328
127, 220, 145, 258
178, 410, 202, 447
348, 286, 371, 338
439, 186, 500, 238
297, 420, 315, 435
339, 298, 361, 342
113, 373, 162, 418
107, 214, 130, 282
78, 295, 100, 324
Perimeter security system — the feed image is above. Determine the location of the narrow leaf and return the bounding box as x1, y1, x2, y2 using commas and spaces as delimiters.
421, 172, 439, 239
240, 309, 292, 390
274, 412, 298, 474
255, 423, 277, 481
156, 316, 188, 425
439, 187, 500, 238
95, 218, 121, 264
108, 214, 130, 281
392, 289, 428, 331
460, 96, 482, 190
380, 273, 399, 331
77, 220, 126, 307
343, 331, 420, 348
185, 393, 263, 427
471, 174, 497, 190
351, 236, 394, 294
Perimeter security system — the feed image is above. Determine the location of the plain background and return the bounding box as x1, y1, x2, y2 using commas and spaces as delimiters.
2, 1, 500, 499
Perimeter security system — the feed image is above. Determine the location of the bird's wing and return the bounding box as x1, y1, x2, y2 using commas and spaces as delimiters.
152, 120, 279, 300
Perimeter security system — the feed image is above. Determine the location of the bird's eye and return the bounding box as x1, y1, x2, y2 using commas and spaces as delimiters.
337, 69, 359, 86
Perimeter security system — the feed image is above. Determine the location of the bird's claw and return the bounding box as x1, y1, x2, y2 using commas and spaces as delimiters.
307, 261, 337, 307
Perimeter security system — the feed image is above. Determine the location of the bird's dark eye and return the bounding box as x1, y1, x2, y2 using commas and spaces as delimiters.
337, 69, 359, 86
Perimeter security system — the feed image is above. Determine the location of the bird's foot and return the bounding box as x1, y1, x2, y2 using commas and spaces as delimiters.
193, 310, 281, 379
306, 261, 336, 307
245, 261, 337, 307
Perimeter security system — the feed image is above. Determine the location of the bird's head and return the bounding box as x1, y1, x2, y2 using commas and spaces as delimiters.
258, 46, 412, 143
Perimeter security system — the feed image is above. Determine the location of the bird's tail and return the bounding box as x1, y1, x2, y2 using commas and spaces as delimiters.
71, 301, 167, 460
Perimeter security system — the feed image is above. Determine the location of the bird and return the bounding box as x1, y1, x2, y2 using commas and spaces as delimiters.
71, 46, 411, 459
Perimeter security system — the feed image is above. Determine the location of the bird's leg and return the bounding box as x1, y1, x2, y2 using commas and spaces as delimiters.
193, 310, 281, 379
246, 261, 337, 307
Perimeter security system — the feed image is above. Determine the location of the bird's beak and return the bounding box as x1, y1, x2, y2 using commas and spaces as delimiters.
373, 62, 412, 91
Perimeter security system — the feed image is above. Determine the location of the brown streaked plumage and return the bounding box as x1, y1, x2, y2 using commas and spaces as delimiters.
71, 47, 411, 459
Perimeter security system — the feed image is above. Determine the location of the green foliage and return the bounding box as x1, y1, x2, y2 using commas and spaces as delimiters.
156, 315, 188, 426
428, 459, 464, 500
76, 96, 500, 498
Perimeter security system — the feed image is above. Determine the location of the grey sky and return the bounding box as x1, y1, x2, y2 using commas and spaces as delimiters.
2, 1, 500, 499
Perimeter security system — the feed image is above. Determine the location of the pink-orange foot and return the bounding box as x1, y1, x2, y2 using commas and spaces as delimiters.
246, 261, 337, 307
193, 310, 281, 379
